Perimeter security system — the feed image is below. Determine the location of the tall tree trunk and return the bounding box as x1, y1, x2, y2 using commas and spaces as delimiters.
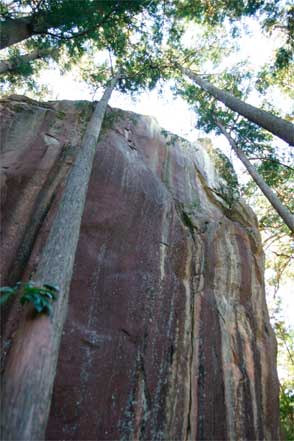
0, 16, 36, 49
0, 47, 57, 74
182, 67, 294, 146
0, 74, 120, 441
214, 118, 294, 233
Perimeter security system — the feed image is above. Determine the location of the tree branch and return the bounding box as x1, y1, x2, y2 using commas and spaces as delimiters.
40, 7, 115, 41
248, 157, 294, 171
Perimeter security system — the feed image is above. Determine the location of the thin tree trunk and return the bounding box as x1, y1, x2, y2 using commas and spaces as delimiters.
0, 47, 57, 74
0, 73, 120, 441
182, 67, 294, 146
214, 118, 294, 233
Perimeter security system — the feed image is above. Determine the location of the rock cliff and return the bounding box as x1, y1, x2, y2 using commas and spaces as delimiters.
0, 95, 280, 440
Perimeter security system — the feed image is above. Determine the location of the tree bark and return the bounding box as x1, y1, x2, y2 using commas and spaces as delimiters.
0, 16, 36, 49
0, 74, 120, 441
215, 118, 294, 233
0, 47, 57, 74
182, 67, 294, 146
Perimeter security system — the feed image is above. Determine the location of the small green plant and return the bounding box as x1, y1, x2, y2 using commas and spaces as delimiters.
101, 109, 124, 134
0, 282, 59, 315
160, 128, 178, 147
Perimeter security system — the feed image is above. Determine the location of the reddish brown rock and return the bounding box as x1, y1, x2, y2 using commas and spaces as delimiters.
0, 96, 280, 440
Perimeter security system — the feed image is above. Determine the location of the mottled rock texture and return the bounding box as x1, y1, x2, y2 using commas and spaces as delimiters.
0, 95, 280, 440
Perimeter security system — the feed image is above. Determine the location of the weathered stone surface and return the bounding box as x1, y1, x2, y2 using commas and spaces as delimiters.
0, 96, 280, 440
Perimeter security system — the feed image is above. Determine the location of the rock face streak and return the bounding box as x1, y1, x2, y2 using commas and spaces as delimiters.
0, 96, 280, 440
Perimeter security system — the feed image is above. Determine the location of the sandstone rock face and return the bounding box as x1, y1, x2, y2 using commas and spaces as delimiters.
0, 96, 280, 440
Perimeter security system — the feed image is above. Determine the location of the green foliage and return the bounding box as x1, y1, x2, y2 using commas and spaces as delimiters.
243, 148, 294, 233
212, 148, 240, 206
257, 156, 294, 186
280, 387, 294, 440
0, 0, 163, 91
256, 54, 294, 98
0, 285, 19, 305
173, 66, 251, 133
167, 0, 272, 26
5, 47, 34, 76
101, 109, 124, 134
275, 47, 292, 70
181, 210, 195, 231
256, 2, 294, 97
0, 282, 59, 315
245, 171, 293, 437
0, 47, 40, 90
273, 321, 294, 440
2, 0, 157, 42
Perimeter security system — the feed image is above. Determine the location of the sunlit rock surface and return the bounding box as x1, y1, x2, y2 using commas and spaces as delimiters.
0, 96, 280, 440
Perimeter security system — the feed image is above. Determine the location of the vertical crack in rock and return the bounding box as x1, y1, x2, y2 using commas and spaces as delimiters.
7, 143, 78, 286
186, 276, 195, 441
74, 244, 107, 439
235, 231, 265, 440
236, 321, 256, 440
119, 331, 151, 441
137, 344, 152, 441
209, 228, 238, 440
173, 204, 198, 441
196, 222, 228, 441
159, 204, 171, 284
185, 243, 196, 441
